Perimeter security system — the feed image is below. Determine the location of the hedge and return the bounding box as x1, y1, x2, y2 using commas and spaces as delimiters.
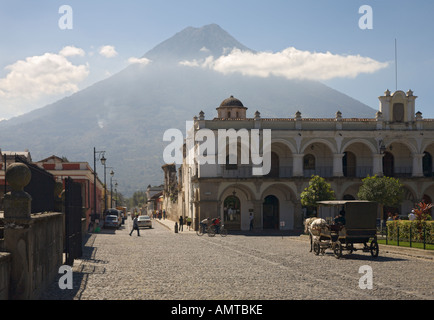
386, 220, 434, 244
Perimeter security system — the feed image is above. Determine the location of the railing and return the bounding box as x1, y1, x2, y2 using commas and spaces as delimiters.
303, 166, 333, 178
377, 221, 434, 250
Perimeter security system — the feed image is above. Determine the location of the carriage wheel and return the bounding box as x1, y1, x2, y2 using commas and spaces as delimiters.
313, 241, 321, 255
370, 240, 379, 258
333, 241, 342, 259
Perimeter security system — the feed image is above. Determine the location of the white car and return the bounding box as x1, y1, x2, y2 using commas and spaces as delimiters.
137, 215, 152, 229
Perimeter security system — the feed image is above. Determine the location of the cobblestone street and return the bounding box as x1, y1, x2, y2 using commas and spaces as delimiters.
40, 217, 433, 301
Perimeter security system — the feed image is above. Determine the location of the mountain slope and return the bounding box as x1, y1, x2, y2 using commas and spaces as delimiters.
0, 24, 377, 196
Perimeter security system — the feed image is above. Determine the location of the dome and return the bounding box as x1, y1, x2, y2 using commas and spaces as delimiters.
219, 96, 246, 108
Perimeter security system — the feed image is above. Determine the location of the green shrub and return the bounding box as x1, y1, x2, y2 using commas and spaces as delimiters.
386, 220, 434, 244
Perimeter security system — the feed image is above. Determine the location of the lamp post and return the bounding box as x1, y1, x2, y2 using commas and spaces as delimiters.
110, 169, 115, 208
93, 148, 106, 220
114, 182, 118, 207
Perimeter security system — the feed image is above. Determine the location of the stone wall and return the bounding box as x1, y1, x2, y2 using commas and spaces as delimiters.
0, 252, 11, 300
3, 212, 64, 299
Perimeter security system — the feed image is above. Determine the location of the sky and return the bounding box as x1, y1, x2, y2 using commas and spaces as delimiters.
0, 0, 433, 120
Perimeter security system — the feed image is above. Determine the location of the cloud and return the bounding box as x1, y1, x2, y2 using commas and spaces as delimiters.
128, 57, 151, 65
60, 46, 85, 57
180, 47, 389, 81
99, 45, 118, 58
0, 48, 89, 118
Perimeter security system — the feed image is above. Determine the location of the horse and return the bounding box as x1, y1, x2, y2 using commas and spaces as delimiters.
304, 217, 328, 252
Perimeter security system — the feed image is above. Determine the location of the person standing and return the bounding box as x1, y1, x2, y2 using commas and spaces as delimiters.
408, 210, 416, 221
179, 216, 184, 232
186, 216, 192, 230
129, 215, 140, 236
249, 212, 254, 231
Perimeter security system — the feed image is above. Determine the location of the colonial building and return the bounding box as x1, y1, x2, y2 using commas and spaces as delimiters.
170, 90, 434, 231
35, 155, 104, 229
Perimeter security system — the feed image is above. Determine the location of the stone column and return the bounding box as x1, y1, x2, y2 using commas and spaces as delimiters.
253, 200, 262, 230
333, 153, 345, 177
412, 153, 425, 177
372, 153, 384, 176
3, 163, 33, 300
292, 154, 304, 177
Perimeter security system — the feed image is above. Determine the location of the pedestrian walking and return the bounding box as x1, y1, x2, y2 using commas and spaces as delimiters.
249, 212, 254, 231
179, 216, 184, 231
129, 215, 140, 236
186, 216, 192, 230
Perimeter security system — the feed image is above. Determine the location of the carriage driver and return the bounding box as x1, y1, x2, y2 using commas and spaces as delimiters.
334, 207, 346, 226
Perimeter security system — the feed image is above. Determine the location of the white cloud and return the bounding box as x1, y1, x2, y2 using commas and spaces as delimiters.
180, 47, 389, 81
99, 45, 118, 58
128, 57, 151, 65
60, 46, 85, 57
0, 48, 89, 118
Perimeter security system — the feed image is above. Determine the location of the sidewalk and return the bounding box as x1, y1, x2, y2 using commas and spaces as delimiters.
154, 218, 196, 233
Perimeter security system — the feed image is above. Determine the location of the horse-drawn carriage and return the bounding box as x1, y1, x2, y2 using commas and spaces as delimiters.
306, 200, 379, 259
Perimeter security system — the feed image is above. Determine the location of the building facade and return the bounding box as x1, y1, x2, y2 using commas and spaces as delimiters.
35, 155, 104, 229
172, 90, 434, 231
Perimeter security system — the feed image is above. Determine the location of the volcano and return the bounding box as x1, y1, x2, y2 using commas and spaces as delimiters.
0, 24, 376, 196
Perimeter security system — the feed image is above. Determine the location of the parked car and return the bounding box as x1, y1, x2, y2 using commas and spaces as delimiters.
104, 215, 121, 228
137, 215, 152, 229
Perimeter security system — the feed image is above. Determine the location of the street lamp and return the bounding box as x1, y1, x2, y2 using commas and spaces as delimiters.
93, 148, 106, 220
110, 169, 115, 208
115, 182, 118, 207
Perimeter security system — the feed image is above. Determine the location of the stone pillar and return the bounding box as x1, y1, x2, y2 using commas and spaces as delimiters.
412, 153, 425, 177
332, 153, 345, 177
293, 200, 303, 230
3, 163, 33, 300
292, 154, 304, 177
372, 154, 384, 176
253, 200, 262, 230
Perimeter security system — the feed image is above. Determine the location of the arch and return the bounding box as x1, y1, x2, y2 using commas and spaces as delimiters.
384, 139, 418, 155
301, 139, 337, 154
218, 183, 255, 202
261, 183, 297, 201
341, 139, 377, 154
271, 138, 298, 154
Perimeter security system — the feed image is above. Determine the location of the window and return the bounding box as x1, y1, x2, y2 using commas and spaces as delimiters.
393, 103, 404, 122
303, 154, 315, 170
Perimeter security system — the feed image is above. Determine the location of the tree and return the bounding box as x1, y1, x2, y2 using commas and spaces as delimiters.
357, 175, 404, 214
300, 175, 336, 209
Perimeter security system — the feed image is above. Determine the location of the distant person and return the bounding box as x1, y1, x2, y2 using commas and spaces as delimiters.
129, 215, 140, 236
249, 212, 254, 231
408, 210, 416, 221
179, 216, 184, 231
334, 208, 346, 226
186, 217, 192, 230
